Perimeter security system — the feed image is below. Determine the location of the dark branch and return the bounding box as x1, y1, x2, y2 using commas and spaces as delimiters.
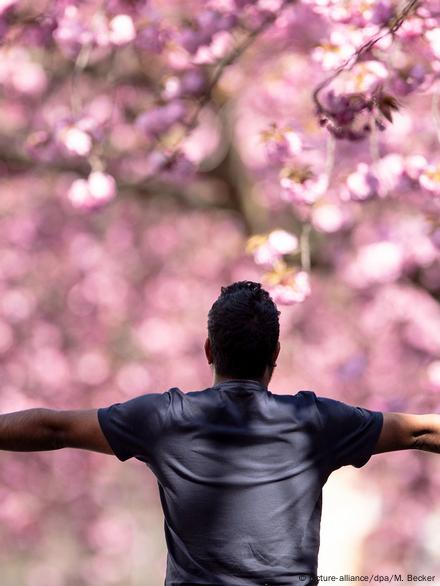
312, 0, 420, 114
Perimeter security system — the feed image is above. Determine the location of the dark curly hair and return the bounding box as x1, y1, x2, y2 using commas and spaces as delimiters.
207, 281, 280, 380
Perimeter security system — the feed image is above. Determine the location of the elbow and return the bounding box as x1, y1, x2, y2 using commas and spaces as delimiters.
43, 410, 66, 451
51, 429, 65, 450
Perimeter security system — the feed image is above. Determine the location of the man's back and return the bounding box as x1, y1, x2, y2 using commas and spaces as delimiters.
97, 379, 383, 586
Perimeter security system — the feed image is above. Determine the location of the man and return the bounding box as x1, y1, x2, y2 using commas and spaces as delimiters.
0, 280, 439, 585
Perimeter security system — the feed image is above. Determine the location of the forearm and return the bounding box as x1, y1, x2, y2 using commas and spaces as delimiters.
412, 414, 440, 454
0, 408, 61, 452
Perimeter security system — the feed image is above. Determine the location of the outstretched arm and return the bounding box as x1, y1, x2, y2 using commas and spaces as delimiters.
373, 412, 440, 455
0, 408, 114, 455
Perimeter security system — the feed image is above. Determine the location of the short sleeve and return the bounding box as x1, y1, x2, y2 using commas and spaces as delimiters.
97, 391, 171, 462
311, 393, 384, 471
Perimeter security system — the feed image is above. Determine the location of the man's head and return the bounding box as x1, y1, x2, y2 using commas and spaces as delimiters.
205, 281, 281, 384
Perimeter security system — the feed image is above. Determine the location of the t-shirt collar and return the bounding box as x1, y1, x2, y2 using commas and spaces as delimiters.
213, 378, 268, 391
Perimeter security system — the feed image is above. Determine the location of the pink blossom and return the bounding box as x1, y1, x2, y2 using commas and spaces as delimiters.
109, 14, 136, 45
247, 229, 299, 266
25, 130, 57, 162
54, 5, 92, 56
67, 178, 90, 208
25, 562, 65, 586
187, 10, 237, 48
261, 124, 302, 164
136, 23, 170, 53
0, 49, 47, 96
31, 347, 70, 388
268, 271, 311, 304
385, 215, 438, 270
0, 0, 16, 16
404, 154, 427, 181
346, 60, 388, 93
67, 172, 117, 209
116, 363, 151, 395
431, 228, 440, 249
419, 163, 440, 195
75, 350, 110, 385
180, 70, 206, 96
345, 163, 379, 201
312, 203, 345, 233
58, 126, 92, 156
370, 1, 394, 25
162, 71, 206, 100
197, 10, 222, 35
426, 28, 440, 59
90, 12, 112, 47
280, 169, 327, 205
0, 319, 14, 353
1, 289, 35, 322
181, 109, 221, 164
258, 0, 284, 11
312, 29, 356, 69
348, 241, 404, 286
374, 154, 405, 194
88, 171, 117, 202
0, 492, 39, 531
268, 229, 299, 254
426, 360, 440, 388
254, 245, 279, 265
10, 61, 47, 95
179, 29, 207, 54
162, 76, 182, 100
193, 31, 233, 64
136, 317, 187, 354
144, 150, 169, 175
390, 63, 426, 96
136, 101, 186, 137
160, 151, 196, 182
86, 514, 133, 554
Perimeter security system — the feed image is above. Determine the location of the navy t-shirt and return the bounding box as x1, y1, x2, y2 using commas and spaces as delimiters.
97, 379, 384, 586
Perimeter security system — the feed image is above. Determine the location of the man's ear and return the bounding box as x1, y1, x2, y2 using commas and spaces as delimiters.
204, 337, 213, 364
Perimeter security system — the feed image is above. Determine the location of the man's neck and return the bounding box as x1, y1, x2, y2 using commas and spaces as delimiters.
212, 372, 270, 388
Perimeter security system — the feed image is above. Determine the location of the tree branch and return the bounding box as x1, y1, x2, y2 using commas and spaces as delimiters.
312, 0, 420, 114
184, 0, 297, 136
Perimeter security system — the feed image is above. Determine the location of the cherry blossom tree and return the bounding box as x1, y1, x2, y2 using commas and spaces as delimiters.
0, 0, 440, 584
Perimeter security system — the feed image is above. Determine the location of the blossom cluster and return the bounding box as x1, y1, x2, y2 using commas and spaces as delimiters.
2, 0, 440, 302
